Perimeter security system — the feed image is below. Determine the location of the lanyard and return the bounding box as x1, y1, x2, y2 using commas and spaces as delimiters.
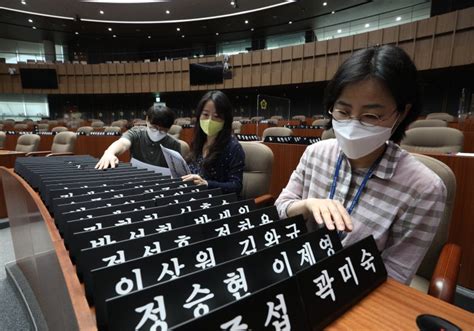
329, 152, 383, 238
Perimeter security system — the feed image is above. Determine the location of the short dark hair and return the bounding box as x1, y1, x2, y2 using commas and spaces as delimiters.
323, 45, 421, 143
190, 90, 233, 173
146, 104, 176, 129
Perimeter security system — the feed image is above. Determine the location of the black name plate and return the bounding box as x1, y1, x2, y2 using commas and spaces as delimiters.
104, 227, 342, 329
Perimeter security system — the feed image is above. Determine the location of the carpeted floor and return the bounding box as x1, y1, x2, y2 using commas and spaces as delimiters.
0, 224, 33, 331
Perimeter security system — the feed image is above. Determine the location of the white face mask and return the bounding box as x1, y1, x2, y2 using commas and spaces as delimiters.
146, 126, 167, 142
332, 119, 396, 159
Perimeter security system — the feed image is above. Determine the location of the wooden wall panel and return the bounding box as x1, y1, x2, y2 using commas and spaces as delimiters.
431, 34, 452, 68
353, 33, 368, 49
261, 50, 271, 63
452, 30, 474, 66
233, 67, 243, 88
436, 12, 456, 34
414, 38, 433, 70
340, 36, 353, 52
261, 63, 271, 86
251, 65, 261, 87
368, 29, 383, 46
282, 46, 292, 61
117, 75, 126, 93
291, 59, 303, 84
383, 26, 399, 44
399, 22, 416, 41
0, 8, 472, 95
281, 61, 292, 85
303, 42, 315, 57
327, 39, 340, 54
242, 66, 252, 87
326, 54, 339, 81
93, 75, 102, 93
314, 56, 327, 82
417, 16, 436, 38
270, 62, 282, 86
456, 7, 474, 30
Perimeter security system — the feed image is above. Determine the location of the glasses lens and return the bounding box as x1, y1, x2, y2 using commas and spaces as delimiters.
359, 114, 380, 126
332, 109, 350, 121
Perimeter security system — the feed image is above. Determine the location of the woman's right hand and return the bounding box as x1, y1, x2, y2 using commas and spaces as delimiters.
304, 198, 353, 232
95, 151, 119, 170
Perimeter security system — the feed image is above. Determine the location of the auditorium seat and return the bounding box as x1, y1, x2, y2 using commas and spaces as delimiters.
240, 142, 274, 200
321, 128, 336, 140
175, 118, 191, 126
104, 126, 121, 133
408, 119, 448, 129
291, 115, 306, 121
51, 126, 68, 133
312, 118, 330, 126
426, 112, 455, 122
250, 116, 265, 123
262, 127, 293, 140
77, 126, 94, 134
0, 131, 5, 149
233, 116, 242, 121
111, 120, 125, 128
15, 134, 40, 153
37, 123, 49, 132
48, 120, 58, 126
266, 119, 278, 125
178, 139, 190, 159
13, 123, 28, 130
91, 121, 105, 128
26, 131, 76, 157
168, 124, 182, 139
410, 153, 460, 303
0, 124, 4, 131
270, 115, 283, 120
400, 127, 463, 154
232, 121, 242, 134
133, 120, 147, 127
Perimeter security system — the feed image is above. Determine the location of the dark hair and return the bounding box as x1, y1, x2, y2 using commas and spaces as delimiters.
146, 104, 176, 129
323, 45, 421, 143
190, 90, 233, 174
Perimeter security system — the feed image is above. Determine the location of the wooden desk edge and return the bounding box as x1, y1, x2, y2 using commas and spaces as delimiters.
3, 168, 97, 331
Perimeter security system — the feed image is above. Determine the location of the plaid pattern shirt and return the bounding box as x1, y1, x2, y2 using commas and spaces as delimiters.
275, 139, 446, 284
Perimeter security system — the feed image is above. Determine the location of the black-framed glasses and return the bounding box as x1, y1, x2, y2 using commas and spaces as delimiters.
329, 107, 399, 127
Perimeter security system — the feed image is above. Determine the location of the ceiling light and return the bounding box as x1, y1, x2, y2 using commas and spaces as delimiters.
181, 34, 185, 38
21, 0, 26, 4
251, 27, 254, 31
244, 20, 249, 24
147, 35, 151, 38
323, 2, 327, 6
365, 23, 370, 28
99, 10, 104, 14
331, 10, 335, 14
75, 31, 79, 35
108, 27, 112, 31
230, 1, 235, 5
337, 29, 341, 33
216, 32, 219, 35
165, 10, 170, 14
113, 34, 117, 38
288, 21, 292, 24
396, 16, 401, 21
176, 27, 180, 31
28, 18, 33, 23
32, 26, 36, 29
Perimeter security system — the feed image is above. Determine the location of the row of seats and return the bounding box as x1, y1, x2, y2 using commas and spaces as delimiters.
0, 131, 77, 156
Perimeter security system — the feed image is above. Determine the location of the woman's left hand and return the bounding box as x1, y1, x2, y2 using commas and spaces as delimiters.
182, 174, 208, 186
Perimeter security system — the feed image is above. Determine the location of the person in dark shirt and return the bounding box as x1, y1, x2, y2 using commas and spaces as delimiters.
182, 90, 245, 194
95, 104, 181, 169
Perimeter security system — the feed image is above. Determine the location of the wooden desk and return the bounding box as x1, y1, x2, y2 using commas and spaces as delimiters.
180, 128, 194, 146
328, 279, 473, 330
0, 150, 27, 168
2, 167, 473, 330
264, 143, 474, 290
